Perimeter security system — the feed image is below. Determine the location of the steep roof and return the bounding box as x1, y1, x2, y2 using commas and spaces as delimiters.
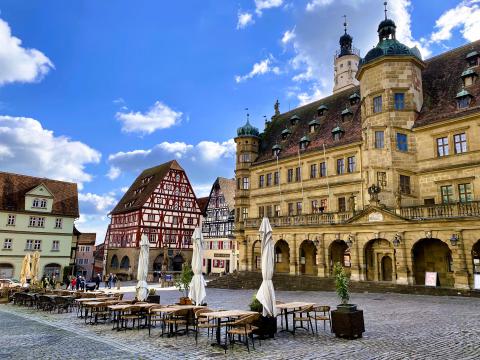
110, 160, 184, 215
78, 232, 96, 245
415, 39, 480, 127
0, 172, 79, 217
217, 177, 236, 210
255, 87, 362, 164
197, 197, 210, 216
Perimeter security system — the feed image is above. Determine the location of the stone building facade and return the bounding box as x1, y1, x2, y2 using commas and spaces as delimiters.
75, 232, 96, 279
234, 13, 480, 290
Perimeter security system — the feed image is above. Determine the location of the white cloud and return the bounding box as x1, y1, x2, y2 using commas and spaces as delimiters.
0, 115, 101, 189
255, 0, 284, 15
0, 18, 54, 86
430, 0, 480, 43
281, 28, 296, 45
237, 11, 254, 29
306, 0, 334, 12
192, 183, 213, 198
121, 186, 129, 193
115, 101, 182, 135
79, 192, 117, 214
158, 141, 193, 158
235, 56, 280, 83
196, 139, 236, 162
106, 166, 121, 180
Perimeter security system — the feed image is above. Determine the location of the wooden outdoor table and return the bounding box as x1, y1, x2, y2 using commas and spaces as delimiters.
108, 303, 155, 331
148, 305, 204, 336
75, 298, 110, 318
206, 310, 258, 348
275, 302, 315, 334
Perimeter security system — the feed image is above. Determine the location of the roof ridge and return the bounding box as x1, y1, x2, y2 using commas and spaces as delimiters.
0, 171, 77, 185
425, 39, 480, 63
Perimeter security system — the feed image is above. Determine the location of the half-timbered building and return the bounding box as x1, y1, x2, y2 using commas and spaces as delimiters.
201, 177, 236, 274
105, 160, 202, 279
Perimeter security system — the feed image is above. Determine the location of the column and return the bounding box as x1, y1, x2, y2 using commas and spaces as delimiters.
349, 233, 362, 281
453, 230, 470, 289
395, 231, 409, 285
316, 234, 327, 278
239, 236, 248, 271
289, 235, 298, 275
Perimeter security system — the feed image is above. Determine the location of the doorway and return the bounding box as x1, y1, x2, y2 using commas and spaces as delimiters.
207, 259, 212, 274
381, 256, 393, 281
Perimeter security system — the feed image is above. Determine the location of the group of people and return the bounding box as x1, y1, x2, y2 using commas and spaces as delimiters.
40, 275, 57, 289
104, 273, 118, 289
65, 275, 87, 291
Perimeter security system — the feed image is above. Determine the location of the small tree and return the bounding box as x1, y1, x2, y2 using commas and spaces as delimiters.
249, 292, 263, 313
333, 262, 350, 305
174, 263, 194, 297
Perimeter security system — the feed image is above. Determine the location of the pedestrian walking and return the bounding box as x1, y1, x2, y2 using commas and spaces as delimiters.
108, 273, 113, 289
71, 277, 77, 290
94, 274, 101, 290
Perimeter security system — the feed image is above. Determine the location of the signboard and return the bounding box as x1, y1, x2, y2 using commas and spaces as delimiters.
368, 212, 384, 222
474, 274, 480, 290
214, 253, 230, 258
425, 272, 438, 287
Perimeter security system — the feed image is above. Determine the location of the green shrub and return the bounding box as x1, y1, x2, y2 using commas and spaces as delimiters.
174, 263, 193, 297
249, 293, 263, 313
334, 262, 350, 305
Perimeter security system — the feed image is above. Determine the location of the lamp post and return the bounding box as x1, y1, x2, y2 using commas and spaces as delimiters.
450, 233, 459, 246
393, 233, 401, 247
346, 234, 354, 248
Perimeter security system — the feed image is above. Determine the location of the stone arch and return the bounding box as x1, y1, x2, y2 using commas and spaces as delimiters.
274, 239, 290, 273
412, 238, 453, 287
172, 254, 185, 272
0, 263, 14, 278
364, 238, 393, 282
299, 240, 317, 275
381, 255, 393, 281
111, 255, 119, 269
329, 240, 350, 274
252, 240, 262, 271
120, 256, 130, 270
153, 254, 169, 271
44, 263, 61, 278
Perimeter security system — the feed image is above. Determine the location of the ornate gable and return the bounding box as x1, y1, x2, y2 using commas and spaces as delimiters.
346, 206, 409, 224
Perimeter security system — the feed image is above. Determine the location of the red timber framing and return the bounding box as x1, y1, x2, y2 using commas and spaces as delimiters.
105, 161, 201, 252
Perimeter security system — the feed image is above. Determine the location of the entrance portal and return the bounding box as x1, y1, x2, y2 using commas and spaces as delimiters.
381, 256, 393, 281
412, 238, 453, 287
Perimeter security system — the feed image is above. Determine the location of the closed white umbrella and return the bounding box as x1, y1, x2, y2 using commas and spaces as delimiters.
20, 254, 31, 286
256, 217, 277, 317
188, 228, 206, 305
136, 234, 150, 301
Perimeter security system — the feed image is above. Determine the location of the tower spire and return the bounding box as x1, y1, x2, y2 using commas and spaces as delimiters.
343, 15, 347, 34
384, 1, 388, 20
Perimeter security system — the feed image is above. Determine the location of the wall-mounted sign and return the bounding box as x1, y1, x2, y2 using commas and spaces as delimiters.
368, 212, 384, 222
425, 272, 438, 287
475, 274, 480, 290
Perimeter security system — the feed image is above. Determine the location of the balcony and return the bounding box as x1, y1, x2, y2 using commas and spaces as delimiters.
244, 211, 353, 228
400, 201, 480, 220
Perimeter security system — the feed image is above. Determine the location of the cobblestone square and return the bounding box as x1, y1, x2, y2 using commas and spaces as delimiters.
1, 288, 479, 359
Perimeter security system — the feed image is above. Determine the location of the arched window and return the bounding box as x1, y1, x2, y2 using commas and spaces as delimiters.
120, 256, 130, 269
111, 255, 119, 269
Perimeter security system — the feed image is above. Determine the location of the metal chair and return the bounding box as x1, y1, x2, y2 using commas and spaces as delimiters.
292, 305, 314, 335
226, 313, 261, 353
309, 305, 331, 334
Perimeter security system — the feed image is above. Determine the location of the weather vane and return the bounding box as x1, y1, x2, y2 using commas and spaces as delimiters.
245, 108, 249, 122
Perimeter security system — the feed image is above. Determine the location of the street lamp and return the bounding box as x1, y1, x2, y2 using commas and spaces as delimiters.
450, 233, 459, 246
393, 233, 401, 247
313, 237, 320, 247
346, 235, 354, 248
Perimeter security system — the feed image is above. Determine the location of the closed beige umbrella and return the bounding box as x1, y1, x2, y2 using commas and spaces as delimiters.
31, 252, 40, 284
20, 254, 32, 286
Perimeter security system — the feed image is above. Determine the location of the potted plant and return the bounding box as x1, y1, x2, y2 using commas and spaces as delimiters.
331, 262, 365, 339
249, 293, 277, 339
146, 288, 160, 304
174, 263, 193, 305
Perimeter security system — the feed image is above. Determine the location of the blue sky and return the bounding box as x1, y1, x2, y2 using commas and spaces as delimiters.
0, 0, 479, 242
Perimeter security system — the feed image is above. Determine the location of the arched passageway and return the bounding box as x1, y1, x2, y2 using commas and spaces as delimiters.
274, 240, 290, 273
412, 238, 453, 287
364, 239, 393, 282
252, 240, 261, 271
299, 240, 317, 275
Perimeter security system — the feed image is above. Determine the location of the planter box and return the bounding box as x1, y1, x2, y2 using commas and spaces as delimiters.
253, 315, 277, 339
331, 309, 365, 339
147, 295, 161, 304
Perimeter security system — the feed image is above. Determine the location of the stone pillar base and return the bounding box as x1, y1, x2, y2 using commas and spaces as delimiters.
454, 271, 471, 290
350, 267, 361, 282
317, 265, 327, 278
396, 276, 409, 285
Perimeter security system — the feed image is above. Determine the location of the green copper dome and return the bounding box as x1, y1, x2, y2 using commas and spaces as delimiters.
461, 68, 477, 78
299, 135, 310, 143
281, 128, 292, 136
236, 119, 260, 138
456, 89, 472, 99
308, 119, 320, 126
332, 125, 344, 134
341, 107, 353, 116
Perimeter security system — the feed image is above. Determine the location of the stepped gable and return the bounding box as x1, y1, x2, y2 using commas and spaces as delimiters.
0, 172, 79, 217
110, 160, 183, 215
254, 87, 362, 164
416, 39, 480, 127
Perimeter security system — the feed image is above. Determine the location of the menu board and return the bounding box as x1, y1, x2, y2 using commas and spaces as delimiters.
475, 274, 480, 290
425, 272, 438, 287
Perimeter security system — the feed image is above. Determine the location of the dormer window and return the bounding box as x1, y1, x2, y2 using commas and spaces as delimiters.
281, 128, 292, 140
32, 198, 47, 209
341, 107, 353, 121
466, 51, 479, 67
141, 176, 153, 185
308, 119, 320, 133
272, 144, 282, 157
461, 68, 478, 87
349, 93, 360, 105
290, 115, 300, 126
456, 89, 473, 109
332, 125, 344, 141
133, 187, 145, 195
317, 105, 328, 117
299, 135, 310, 150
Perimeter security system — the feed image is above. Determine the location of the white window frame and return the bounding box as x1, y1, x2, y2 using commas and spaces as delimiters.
55, 218, 63, 229
3, 238, 12, 249
52, 240, 60, 251
33, 240, 41, 250
25, 240, 34, 250
7, 214, 15, 226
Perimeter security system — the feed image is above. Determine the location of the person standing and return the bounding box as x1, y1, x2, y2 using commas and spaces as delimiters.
71, 277, 77, 291
112, 274, 118, 289
108, 273, 113, 289
94, 274, 101, 290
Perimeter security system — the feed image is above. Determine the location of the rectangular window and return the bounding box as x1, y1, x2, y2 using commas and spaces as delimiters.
274, 171, 279, 185
237, 178, 241, 190
396, 133, 408, 152
399, 175, 411, 195
7, 214, 15, 226
147, 214, 155, 221
287, 169, 293, 183
274, 205, 281, 217
3, 238, 12, 249
454, 133, 467, 154
337, 158, 345, 175
394, 93, 405, 110
288, 203, 294, 216
266, 173, 272, 186
29, 217, 45, 227
338, 197, 346, 212
296, 202, 302, 215
377, 171, 387, 188
258, 206, 264, 218
320, 162, 327, 177
259, 175, 264, 188
25, 240, 33, 250
311, 200, 318, 213
295, 167, 301, 182
55, 218, 63, 229
373, 95, 382, 113
458, 183, 473, 203
310, 164, 317, 179
347, 156, 356, 173
240, 153, 251, 162
375, 131, 384, 149
40, 199, 47, 208
436, 137, 449, 157
441, 185, 454, 204
52, 240, 60, 251
320, 198, 328, 211
242, 208, 248, 220
242, 177, 249, 190
32, 199, 40, 208
266, 205, 273, 218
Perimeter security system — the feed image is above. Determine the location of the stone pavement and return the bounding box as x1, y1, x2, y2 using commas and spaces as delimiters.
0, 288, 479, 360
